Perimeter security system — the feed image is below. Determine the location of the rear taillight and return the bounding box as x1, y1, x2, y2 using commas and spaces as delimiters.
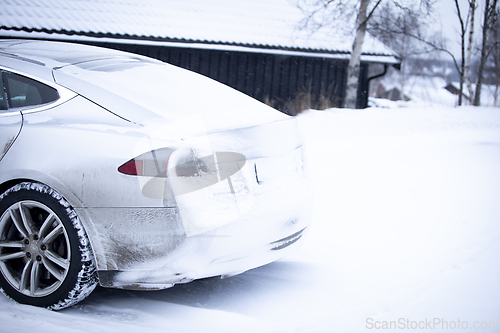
117, 159, 143, 176
117, 148, 174, 177
118, 149, 246, 180
118, 149, 247, 201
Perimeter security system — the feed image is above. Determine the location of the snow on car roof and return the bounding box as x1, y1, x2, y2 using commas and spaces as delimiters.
0, 40, 148, 68
0, 0, 398, 58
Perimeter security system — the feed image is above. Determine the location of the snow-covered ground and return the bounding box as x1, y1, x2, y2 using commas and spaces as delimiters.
1, 101, 499, 332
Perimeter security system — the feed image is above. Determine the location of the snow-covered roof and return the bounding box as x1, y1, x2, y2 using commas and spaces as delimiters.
0, 0, 400, 63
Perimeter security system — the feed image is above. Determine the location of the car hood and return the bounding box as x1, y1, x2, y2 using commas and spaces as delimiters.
53, 57, 288, 134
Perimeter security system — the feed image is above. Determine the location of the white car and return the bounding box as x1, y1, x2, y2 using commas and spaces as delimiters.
0, 40, 311, 309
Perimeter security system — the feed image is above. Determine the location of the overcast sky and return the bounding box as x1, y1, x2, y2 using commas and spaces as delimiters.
434, 0, 486, 58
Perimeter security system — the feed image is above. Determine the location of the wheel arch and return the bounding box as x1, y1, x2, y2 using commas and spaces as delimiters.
0, 178, 107, 275
0, 178, 31, 198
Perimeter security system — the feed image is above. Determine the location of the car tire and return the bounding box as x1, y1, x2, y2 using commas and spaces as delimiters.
0, 182, 97, 310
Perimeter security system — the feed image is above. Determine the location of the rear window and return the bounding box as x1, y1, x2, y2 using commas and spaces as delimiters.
3, 72, 59, 109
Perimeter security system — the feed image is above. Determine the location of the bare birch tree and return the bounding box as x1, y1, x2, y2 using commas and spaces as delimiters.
464, 0, 476, 104
343, 0, 379, 108
449, 0, 473, 105
296, 0, 434, 109
473, 0, 499, 105
491, 7, 500, 105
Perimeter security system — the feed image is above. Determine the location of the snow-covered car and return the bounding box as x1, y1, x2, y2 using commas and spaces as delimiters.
0, 40, 311, 309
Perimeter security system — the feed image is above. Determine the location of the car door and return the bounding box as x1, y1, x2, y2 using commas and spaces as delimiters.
0, 71, 23, 162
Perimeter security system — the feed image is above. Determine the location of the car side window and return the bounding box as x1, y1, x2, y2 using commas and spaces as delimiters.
0, 72, 7, 111
3, 71, 59, 109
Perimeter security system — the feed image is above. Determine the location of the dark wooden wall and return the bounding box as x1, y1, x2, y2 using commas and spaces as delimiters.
86, 41, 370, 114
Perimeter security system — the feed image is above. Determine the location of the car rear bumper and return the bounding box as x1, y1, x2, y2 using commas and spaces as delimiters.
97, 225, 309, 290
79, 118, 313, 289
86, 146, 312, 289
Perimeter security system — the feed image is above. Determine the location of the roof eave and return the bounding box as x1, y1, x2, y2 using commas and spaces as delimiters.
0, 28, 401, 64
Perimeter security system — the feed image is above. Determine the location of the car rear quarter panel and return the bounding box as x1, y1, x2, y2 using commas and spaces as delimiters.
0, 110, 23, 162
0, 95, 178, 270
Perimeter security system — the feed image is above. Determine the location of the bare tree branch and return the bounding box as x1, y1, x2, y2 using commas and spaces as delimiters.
295, 0, 436, 108
362, 0, 383, 28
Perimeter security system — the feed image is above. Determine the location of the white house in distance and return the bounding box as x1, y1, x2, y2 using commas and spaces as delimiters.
0, 0, 401, 114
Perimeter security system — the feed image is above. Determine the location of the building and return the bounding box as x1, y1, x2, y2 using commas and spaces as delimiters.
0, 0, 400, 114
